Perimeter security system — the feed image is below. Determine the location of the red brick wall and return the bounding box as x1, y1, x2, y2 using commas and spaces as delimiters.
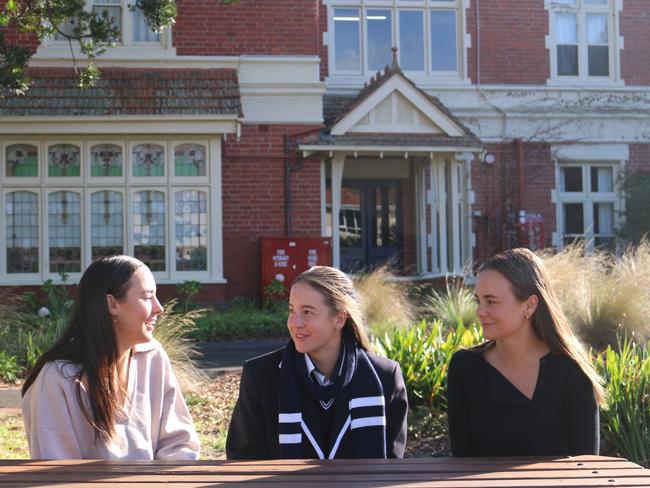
471, 141, 553, 265
620, 1, 650, 85
628, 144, 650, 173
174, 0, 320, 56
221, 124, 322, 299
466, 0, 549, 84
0, 0, 40, 52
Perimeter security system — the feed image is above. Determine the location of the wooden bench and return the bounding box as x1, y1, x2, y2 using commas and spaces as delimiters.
1, 455, 648, 487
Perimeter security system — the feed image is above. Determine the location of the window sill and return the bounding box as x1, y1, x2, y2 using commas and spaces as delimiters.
32, 44, 177, 62
545, 78, 625, 88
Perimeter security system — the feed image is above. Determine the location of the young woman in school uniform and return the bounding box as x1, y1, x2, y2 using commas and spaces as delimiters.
21, 255, 200, 460
447, 247, 604, 457
226, 266, 408, 459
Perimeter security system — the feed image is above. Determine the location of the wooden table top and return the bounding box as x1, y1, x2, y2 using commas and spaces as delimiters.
1, 455, 648, 487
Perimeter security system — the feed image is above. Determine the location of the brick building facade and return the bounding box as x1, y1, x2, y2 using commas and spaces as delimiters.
1, 0, 649, 301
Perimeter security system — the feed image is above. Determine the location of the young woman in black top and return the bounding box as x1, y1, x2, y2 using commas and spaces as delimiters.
226, 266, 408, 459
448, 248, 605, 457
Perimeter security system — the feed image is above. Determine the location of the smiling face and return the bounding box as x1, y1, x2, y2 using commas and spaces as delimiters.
107, 266, 164, 353
287, 282, 345, 362
474, 269, 537, 343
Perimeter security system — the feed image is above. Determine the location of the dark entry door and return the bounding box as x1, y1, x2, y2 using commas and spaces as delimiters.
339, 180, 402, 273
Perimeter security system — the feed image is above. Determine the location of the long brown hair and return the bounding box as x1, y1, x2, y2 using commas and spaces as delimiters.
292, 266, 372, 351
479, 248, 605, 405
22, 255, 145, 441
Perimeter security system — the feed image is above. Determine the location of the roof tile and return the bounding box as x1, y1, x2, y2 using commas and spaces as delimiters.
0, 67, 243, 117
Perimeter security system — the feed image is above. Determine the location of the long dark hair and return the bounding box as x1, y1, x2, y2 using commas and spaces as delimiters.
479, 248, 605, 405
22, 255, 145, 441
292, 266, 371, 350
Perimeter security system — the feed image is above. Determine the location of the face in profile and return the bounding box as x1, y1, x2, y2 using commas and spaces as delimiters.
287, 282, 345, 359
108, 266, 164, 351
474, 269, 533, 342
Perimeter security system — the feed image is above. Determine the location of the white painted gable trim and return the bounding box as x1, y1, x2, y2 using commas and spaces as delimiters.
330, 74, 465, 137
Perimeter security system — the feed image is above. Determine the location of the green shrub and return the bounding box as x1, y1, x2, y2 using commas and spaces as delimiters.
191, 298, 288, 341
596, 339, 650, 468
0, 272, 74, 370
374, 320, 482, 410
175, 280, 202, 311
0, 352, 22, 383
424, 279, 477, 329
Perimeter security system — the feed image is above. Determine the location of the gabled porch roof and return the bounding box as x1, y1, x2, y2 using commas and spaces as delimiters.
299, 58, 482, 155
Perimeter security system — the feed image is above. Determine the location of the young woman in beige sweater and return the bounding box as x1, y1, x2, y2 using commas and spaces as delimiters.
21, 255, 199, 460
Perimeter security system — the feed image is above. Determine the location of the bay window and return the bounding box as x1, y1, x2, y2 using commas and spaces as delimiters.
0, 137, 221, 283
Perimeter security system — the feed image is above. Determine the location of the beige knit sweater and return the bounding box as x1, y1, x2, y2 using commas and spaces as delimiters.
21, 340, 200, 460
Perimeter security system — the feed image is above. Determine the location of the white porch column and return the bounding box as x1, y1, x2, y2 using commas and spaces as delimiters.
415, 160, 428, 274
320, 158, 328, 237
434, 159, 448, 274
331, 154, 345, 269
450, 158, 462, 273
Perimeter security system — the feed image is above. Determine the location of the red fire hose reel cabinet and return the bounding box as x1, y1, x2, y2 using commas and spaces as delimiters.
260, 237, 332, 301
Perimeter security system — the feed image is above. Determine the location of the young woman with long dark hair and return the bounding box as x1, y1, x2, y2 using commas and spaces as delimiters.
447, 247, 604, 457
21, 255, 199, 459
226, 266, 408, 459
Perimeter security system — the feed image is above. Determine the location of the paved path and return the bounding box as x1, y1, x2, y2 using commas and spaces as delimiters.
0, 339, 286, 409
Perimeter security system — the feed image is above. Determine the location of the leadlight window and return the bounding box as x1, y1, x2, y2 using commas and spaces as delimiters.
6, 191, 39, 273
174, 144, 206, 177
133, 190, 166, 271
175, 190, 207, 271
132, 143, 164, 177
48, 144, 80, 177
90, 144, 123, 177
1, 138, 219, 281
48, 191, 81, 273
90, 191, 123, 260
6, 144, 38, 177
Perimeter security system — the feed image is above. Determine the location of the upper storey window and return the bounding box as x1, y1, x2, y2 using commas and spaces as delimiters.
548, 0, 619, 83
49, 0, 164, 48
329, 0, 463, 80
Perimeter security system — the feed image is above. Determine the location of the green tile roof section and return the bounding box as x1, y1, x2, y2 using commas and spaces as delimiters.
0, 68, 242, 117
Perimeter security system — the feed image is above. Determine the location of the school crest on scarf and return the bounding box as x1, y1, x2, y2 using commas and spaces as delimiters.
277, 330, 387, 459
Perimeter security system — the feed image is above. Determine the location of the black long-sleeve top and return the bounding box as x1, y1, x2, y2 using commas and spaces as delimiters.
447, 344, 599, 457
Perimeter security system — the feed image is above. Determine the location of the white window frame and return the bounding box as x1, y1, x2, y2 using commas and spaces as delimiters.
171, 187, 212, 280
128, 186, 170, 281
86, 187, 127, 264
87, 140, 127, 184
1, 189, 42, 280
44, 187, 85, 281
554, 160, 620, 252
35, 0, 175, 60
128, 140, 168, 184
45, 140, 84, 185
546, 0, 623, 85
170, 140, 211, 184
0, 136, 224, 285
2, 141, 42, 185
327, 0, 468, 85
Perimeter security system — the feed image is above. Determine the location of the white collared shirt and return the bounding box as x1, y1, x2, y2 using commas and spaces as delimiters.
304, 344, 345, 387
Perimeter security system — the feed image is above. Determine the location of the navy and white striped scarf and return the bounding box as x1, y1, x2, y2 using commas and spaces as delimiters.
278, 330, 386, 459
